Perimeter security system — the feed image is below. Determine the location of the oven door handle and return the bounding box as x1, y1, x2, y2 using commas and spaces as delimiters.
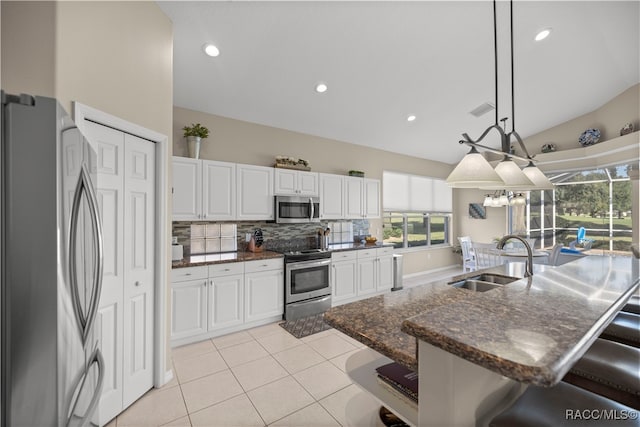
309, 198, 314, 221
286, 258, 332, 272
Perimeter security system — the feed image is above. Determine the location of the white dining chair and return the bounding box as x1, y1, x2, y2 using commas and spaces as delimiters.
458, 236, 476, 272
474, 246, 504, 269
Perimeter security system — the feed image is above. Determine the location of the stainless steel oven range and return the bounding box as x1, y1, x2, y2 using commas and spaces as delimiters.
284, 249, 332, 320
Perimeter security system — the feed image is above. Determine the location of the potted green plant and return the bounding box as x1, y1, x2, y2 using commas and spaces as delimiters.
182, 123, 209, 159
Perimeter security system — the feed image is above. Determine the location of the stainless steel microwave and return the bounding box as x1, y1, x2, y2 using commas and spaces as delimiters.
275, 196, 320, 223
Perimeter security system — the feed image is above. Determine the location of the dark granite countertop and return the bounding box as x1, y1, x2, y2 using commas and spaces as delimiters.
324, 281, 474, 371
172, 250, 283, 268
325, 256, 640, 387
328, 242, 394, 251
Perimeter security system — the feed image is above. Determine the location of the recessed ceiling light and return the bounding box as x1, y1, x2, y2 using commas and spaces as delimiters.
534, 28, 552, 42
203, 43, 220, 57
407, 115, 416, 122
315, 83, 328, 93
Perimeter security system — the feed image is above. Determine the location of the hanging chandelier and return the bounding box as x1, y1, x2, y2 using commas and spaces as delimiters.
483, 191, 526, 208
446, 0, 553, 191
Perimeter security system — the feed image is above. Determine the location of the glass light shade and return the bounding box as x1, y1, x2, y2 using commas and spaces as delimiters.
522, 162, 554, 190
498, 194, 510, 206
483, 195, 493, 207
446, 147, 505, 188
509, 193, 526, 205
481, 158, 535, 190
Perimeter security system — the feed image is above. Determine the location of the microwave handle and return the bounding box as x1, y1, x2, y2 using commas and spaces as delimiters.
309, 198, 314, 221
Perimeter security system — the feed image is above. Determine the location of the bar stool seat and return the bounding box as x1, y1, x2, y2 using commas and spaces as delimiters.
623, 295, 640, 315
489, 382, 638, 427
563, 338, 640, 409
601, 311, 640, 348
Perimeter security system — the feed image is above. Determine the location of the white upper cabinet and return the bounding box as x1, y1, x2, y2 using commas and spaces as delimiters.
237, 164, 274, 220
172, 157, 236, 221
274, 169, 318, 196
172, 157, 202, 220
319, 173, 344, 219
344, 176, 381, 219
364, 178, 381, 218
202, 160, 236, 220
344, 177, 364, 219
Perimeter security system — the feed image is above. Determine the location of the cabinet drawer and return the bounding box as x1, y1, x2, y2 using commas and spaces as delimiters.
357, 249, 377, 259
377, 246, 394, 256
171, 266, 208, 283
244, 258, 283, 273
331, 250, 357, 262
209, 262, 244, 277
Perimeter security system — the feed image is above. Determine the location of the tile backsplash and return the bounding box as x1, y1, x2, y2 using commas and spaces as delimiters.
172, 219, 370, 255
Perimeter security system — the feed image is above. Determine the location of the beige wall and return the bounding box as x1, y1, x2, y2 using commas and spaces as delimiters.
522, 83, 640, 156
174, 106, 459, 274
2, 1, 173, 137
1, 1, 56, 97
55, 1, 173, 136
453, 188, 508, 245
2, 0, 174, 374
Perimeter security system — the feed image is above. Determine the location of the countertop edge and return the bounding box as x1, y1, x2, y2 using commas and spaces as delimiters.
324, 314, 418, 372
401, 275, 640, 387
172, 251, 284, 268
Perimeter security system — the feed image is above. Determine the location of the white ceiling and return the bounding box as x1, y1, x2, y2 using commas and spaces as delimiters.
159, 1, 640, 165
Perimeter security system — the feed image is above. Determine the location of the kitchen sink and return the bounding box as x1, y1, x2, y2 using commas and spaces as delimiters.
451, 280, 501, 292
448, 274, 519, 292
468, 273, 519, 285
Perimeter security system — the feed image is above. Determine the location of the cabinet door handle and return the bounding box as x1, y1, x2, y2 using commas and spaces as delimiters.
135, 281, 141, 287
262, 264, 269, 267
185, 273, 192, 276
224, 268, 230, 271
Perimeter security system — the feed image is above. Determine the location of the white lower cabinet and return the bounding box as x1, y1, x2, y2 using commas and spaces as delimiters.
332, 251, 358, 303
357, 250, 378, 297
244, 259, 284, 323
171, 279, 208, 340
332, 247, 395, 306
171, 266, 208, 340
376, 247, 394, 292
208, 263, 244, 331
171, 259, 283, 346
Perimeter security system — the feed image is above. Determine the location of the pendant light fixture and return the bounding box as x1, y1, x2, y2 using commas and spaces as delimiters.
447, 0, 553, 191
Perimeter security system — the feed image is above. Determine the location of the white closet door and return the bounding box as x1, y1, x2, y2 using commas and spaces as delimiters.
82, 122, 125, 423
122, 134, 155, 407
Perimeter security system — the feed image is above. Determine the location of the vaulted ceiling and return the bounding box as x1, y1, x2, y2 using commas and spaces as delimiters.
159, 1, 640, 164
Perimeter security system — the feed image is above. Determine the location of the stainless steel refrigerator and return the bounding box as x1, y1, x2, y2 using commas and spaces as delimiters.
1, 92, 105, 426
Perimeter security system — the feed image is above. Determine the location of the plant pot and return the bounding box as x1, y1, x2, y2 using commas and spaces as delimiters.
187, 136, 201, 159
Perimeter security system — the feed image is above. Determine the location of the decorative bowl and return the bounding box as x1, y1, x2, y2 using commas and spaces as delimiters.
365, 236, 377, 244
620, 123, 634, 136
578, 128, 600, 147
541, 143, 556, 153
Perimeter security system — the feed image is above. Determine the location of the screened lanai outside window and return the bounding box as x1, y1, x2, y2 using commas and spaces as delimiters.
382, 171, 452, 249
525, 163, 634, 254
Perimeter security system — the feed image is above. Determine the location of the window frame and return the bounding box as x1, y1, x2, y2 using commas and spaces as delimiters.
383, 211, 452, 250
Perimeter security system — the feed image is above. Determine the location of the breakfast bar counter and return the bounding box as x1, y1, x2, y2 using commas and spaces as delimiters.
324, 255, 640, 426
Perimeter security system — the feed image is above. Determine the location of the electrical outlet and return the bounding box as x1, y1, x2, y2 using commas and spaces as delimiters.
245, 233, 251, 242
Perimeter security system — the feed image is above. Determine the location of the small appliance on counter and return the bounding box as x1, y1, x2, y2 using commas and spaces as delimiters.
171, 236, 184, 261
247, 228, 264, 252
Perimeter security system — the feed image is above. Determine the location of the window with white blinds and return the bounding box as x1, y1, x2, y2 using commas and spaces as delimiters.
383, 171, 452, 212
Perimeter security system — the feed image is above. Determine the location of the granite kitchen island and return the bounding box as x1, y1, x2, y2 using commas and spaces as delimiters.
324, 255, 640, 427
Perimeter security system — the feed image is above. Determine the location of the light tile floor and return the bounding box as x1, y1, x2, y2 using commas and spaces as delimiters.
109, 268, 465, 427
108, 323, 383, 427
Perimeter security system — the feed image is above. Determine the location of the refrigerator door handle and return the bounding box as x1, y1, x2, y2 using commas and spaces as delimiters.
69, 164, 104, 345
65, 346, 105, 427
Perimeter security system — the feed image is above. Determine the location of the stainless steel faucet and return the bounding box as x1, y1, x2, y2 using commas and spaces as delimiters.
497, 235, 533, 277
